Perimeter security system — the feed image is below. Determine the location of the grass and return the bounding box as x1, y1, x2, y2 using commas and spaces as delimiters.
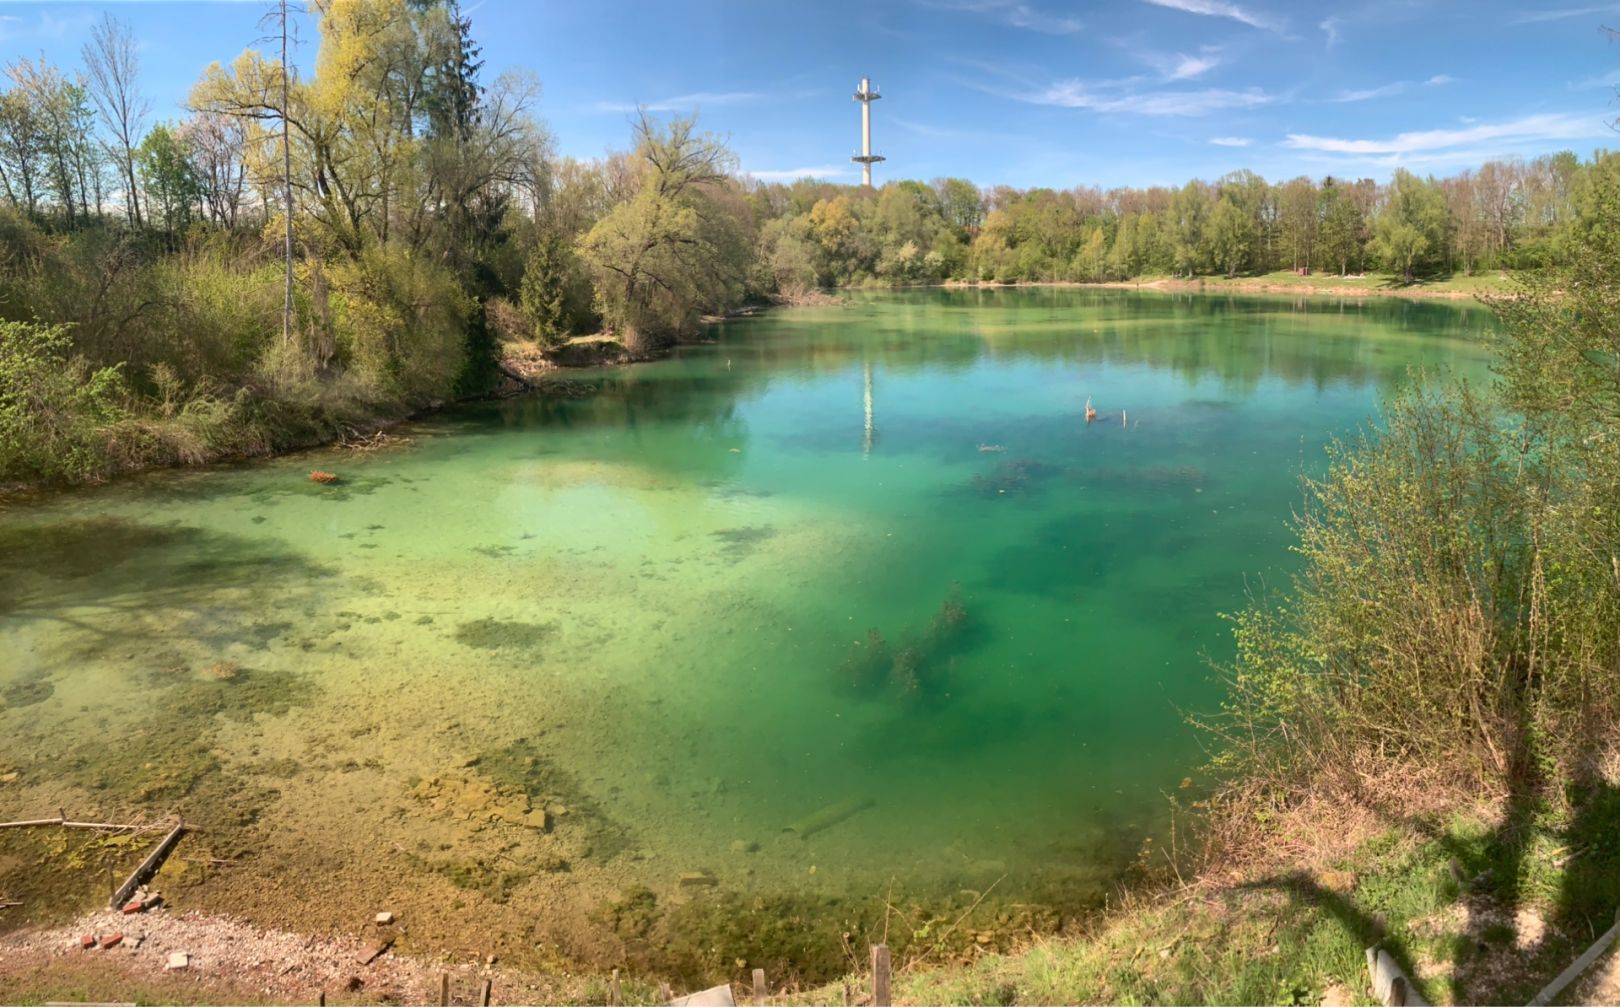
781, 770, 1620, 1006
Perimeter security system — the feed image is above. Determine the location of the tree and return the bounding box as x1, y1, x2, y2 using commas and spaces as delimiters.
1206, 194, 1252, 278
1317, 181, 1364, 277
1277, 176, 1319, 271
137, 124, 201, 234
1169, 181, 1210, 277
0, 87, 46, 217
933, 177, 983, 233
1372, 169, 1448, 282
519, 227, 575, 346
576, 113, 749, 352
4, 57, 99, 225
82, 14, 150, 227
183, 110, 249, 227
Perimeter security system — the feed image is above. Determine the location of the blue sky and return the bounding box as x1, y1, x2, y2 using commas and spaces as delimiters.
3, 0, 1619, 188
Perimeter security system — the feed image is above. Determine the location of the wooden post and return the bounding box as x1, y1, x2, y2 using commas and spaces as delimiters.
870, 944, 891, 1007
317, 994, 326, 1007
440, 973, 450, 1006
658, 981, 674, 1005
752, 967, 766, 1005
842, 981, 852, 1007
610, 967, 622, 1007
479, 979, 492, 1006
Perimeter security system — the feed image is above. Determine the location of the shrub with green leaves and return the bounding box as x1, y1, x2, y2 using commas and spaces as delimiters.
0, 320, 128, 484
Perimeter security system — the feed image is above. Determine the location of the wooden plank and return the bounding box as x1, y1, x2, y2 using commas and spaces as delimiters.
871, 944, 891, 1007
108, 816, 185, 911
1528, 909, 1620, 1007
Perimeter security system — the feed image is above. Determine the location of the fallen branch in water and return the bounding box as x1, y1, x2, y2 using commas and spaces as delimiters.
0, 812, 169, 833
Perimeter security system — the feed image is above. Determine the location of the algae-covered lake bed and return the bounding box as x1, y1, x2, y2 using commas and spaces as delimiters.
0, 288, 1497, 984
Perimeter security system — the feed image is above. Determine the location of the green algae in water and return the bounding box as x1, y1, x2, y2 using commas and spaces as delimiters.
0, 289, 1502, 978
452, 618, 556, 652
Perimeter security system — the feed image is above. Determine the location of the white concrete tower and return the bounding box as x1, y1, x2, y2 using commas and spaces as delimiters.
851, 77, 885, 187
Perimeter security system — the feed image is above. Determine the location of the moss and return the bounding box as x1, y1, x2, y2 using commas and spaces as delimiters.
709, 525, 776, 562
452, 618, 556, 653
1, 671, 53, 709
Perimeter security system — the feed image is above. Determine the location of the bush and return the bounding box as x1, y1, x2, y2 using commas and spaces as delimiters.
0, 320, 128, 484
326, 247, 472, 403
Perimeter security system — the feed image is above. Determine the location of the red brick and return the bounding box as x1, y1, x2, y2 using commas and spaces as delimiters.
122, 901, 143, 914
79, 934, 96, 949
101, 932, 123, 949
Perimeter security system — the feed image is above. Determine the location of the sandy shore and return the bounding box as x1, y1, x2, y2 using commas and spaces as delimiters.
0, 906, 612, 1005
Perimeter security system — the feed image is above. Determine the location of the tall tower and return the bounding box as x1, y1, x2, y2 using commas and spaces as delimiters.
851, 77, 884, 188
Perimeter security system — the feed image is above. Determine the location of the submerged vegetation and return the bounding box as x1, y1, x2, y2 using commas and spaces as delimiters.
841, 587, 972, 706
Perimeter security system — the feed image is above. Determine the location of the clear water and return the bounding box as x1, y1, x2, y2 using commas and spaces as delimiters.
0, 288, 1497, 968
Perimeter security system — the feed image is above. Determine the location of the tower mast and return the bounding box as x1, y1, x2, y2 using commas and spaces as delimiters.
851, 77, 885, 188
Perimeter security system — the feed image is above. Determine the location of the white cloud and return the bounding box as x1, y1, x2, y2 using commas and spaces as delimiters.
744, 165, 855, 182
1139, 0, 1281, 31
1166, 53, 1220, 80
1021, 80, 1274, 115
0, 8, 96, 43
1426, 74, 1456, 86
1572, 68, 1620, 89
1319, 15, 1343, 47
596, 91, 762, 113
920, 0, 1083, 34
1284, 112, 1604, 158
1331, 81, 1409, 102
1510, 5, 1620, 24
1209, 136, 1252, 146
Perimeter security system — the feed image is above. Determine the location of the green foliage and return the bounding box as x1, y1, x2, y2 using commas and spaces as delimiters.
326, 245, 472, 401
1372, 169, 1450, 281
1209, 151, 1620, 830
136, 123, 200, 234
0, 320, 127, 483
519, 227, 584, 347
577, 114, 749, 352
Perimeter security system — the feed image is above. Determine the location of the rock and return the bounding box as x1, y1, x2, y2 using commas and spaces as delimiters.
375, 911, 394, 925
166, 951, 190, 970
101, 932, 123, 949
679, 870, 719, 887
141, 893, 164, 911
79, 934, 96, 949
0, 771, 18, 783
521, 808, 551, 831
485, 954, 497, 966
729, 839, 758, 854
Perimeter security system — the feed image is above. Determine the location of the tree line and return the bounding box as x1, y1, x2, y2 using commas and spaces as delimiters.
0, 0, 1615, 486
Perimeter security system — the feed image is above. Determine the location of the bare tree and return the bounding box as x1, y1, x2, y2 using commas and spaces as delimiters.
82, 14, 149, 227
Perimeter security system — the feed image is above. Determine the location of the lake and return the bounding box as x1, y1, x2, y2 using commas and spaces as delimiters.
0, 288, 1498, 980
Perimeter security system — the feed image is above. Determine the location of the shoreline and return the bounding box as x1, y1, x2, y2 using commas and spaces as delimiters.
938, 275, 1509, 301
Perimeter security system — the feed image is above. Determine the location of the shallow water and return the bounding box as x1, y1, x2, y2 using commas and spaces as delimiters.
0, 288, 1496, 973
